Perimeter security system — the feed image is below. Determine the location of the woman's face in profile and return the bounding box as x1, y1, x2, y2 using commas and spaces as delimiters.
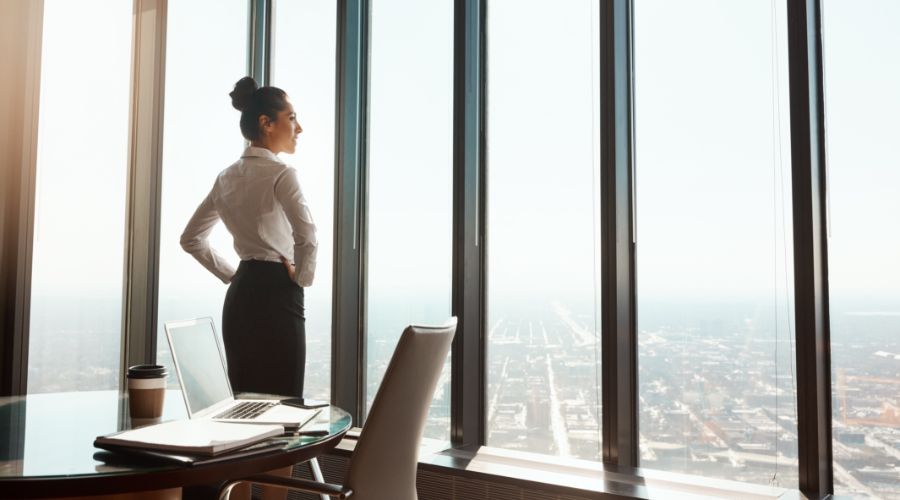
265, 99, 303, 155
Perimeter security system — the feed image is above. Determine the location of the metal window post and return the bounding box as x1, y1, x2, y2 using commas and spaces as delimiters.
0, 0, 44, 397
600, 0, 638, 467
248, 0, 272, 86
120, 0, 168, 381
332, 0, 370, 424
786, 0, 833, 495
450, 0, 487, 449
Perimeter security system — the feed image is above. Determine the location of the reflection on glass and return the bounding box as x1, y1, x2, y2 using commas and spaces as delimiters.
634, 0, 797, 487
28, 0, 132, 393
823, 1, 900, 497
273, 0, 338, 403
156, 0, 247, 383
486, 0, 602, 459
366, 0, 454, 440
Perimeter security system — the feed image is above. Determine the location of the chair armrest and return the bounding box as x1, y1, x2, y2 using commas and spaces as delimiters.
218, 474, 353, 499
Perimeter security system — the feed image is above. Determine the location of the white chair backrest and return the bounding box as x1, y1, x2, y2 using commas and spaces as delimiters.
344, 318, 456, 500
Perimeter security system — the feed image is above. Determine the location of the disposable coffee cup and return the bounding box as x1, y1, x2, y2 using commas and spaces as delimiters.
127, 364, 167, 419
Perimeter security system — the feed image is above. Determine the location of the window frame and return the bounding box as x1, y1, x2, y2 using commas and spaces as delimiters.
786, 0, 833, 492
451, 0, 486, 450
0, 0, 43, 398
331, 0, 370, 425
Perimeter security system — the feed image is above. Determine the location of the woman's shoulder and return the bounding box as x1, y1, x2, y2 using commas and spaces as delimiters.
219, 156, 294, 176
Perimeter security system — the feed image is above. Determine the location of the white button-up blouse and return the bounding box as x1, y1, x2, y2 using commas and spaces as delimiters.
180, 146, 317, 287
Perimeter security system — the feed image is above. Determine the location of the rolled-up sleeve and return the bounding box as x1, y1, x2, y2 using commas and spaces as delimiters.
180, 188, 236, 284
274, 168, 317, 287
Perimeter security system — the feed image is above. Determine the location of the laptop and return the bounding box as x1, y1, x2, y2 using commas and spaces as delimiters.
164, 317, 320, 430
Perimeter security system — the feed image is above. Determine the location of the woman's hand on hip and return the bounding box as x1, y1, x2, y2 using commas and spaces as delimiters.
280, 256, 296, 282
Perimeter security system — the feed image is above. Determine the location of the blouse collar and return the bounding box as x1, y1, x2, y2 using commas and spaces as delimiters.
241, 146, 283, 163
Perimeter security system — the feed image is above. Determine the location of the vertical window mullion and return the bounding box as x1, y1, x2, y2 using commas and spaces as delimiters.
600, 0, 637, 467
332, 0, 370, 422
786, 0, 833, 495
451, 0, 486, 448
248, 0, 271, 86
0, 0, 43, 397
121, 0, 167, 382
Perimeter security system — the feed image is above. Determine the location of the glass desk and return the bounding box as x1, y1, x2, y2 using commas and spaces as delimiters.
0, 390, 351, 499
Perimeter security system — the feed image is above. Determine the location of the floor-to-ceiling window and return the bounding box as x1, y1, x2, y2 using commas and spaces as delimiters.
365, 0, 454, 440
824, 1, 900, 497
17, 2, 900, 494
155, 0, 248, 376
486, 0, 602, 460
272, 0, 338, 402
27, 0, 133, 393
634, 0, 797, 487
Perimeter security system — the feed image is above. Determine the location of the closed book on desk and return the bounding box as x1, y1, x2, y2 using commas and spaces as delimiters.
94, 437, 291, 467
94, 419, 283, 456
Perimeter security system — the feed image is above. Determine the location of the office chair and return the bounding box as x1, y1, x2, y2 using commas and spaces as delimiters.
219, 318, 457, 500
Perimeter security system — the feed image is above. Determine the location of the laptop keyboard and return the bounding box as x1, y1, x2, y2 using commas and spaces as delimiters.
214, 401, 276, 420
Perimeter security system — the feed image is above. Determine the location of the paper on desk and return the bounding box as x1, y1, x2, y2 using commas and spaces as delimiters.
95, 419, 283, 456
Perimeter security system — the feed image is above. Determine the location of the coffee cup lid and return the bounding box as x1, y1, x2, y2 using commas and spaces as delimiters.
127, 364, 167, 379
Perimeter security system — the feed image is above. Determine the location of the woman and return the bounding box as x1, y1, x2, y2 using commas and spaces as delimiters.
180, 76, 316, 399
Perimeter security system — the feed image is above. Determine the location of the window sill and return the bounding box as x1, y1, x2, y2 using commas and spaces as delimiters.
330, 430, 817, 499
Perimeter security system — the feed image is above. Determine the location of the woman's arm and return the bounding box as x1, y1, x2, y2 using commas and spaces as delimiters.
274, 168, 317, 287
180, 189, 236, 284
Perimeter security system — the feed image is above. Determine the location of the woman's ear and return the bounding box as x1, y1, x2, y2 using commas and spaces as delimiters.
258, 114, 271, 132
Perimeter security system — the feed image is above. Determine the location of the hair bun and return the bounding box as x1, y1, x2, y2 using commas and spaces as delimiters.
229, 76, 259, 112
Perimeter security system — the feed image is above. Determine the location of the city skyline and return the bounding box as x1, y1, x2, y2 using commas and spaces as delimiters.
24, 292, 900, 497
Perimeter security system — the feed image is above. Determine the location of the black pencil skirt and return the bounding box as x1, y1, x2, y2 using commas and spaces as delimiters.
221, 259, 305, 398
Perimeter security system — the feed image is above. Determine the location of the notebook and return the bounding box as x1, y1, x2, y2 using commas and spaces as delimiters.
94, 419, 283, 456
164, 317, 320, 430
94, 437, 290, 467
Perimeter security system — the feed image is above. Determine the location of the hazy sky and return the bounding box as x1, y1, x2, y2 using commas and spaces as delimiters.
366, 0, 454, 311
822, 0, 900, 305
634, 0, 795, 303
487, 0, 600, 302
27, 0, 899, 367
30, 0, 898, 302
31, 0, 131, 298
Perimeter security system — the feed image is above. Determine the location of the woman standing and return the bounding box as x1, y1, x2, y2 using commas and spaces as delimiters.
180, 76, 316, 399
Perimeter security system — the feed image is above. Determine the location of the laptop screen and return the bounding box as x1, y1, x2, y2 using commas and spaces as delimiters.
165, 318, 233, 415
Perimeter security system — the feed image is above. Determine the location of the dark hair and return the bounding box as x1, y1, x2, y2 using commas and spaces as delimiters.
229, 76, 290, 142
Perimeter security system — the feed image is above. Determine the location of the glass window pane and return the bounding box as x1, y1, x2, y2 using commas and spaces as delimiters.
28, 0, 133, 393
156, 0, 248, 377
634, 0, 797, 487
366, 0, 454, 440
272, 0, 338, 402
824, 1, 900, 497
486, 0, 602, 459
